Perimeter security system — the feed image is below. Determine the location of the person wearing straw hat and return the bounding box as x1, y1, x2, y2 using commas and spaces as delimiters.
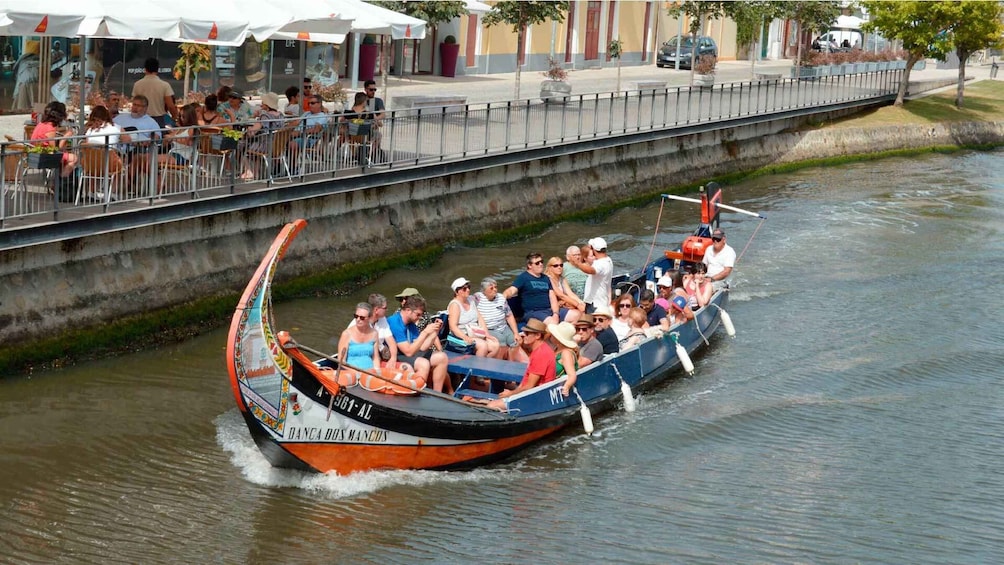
547, 321, 580, 397
591, 304, 620, 355
573, 314, 604, 367
495, 319, 556, 403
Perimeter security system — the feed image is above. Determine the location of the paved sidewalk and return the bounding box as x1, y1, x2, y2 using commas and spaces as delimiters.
0, 58, 990, 141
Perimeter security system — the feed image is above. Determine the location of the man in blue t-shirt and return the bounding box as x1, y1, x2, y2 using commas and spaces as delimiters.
502, 252, 560, 325
386, 296, 451, 393
639, 289, 670, 331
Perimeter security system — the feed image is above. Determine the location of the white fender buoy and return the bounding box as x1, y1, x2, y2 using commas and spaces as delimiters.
645, 280, 657, 293
719, 308, 736, 337
676, 341, 695, 374
620, 380, 637, 413
580, 404, 595, 435
654, 267, 663, 278
573, 388, 594, 435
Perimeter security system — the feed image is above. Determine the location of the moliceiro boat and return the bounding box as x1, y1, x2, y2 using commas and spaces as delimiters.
225, 183, 764, 475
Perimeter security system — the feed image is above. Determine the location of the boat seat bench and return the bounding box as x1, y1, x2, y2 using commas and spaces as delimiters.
446, 354, 525, 383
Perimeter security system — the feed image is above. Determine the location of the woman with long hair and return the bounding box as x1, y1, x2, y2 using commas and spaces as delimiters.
84, 105, 122, 146
198, 94, 227, 125
544, 256, 584, 324
30, 101, 78, 177
159, 103, 200, 167
609, 294, 636, 341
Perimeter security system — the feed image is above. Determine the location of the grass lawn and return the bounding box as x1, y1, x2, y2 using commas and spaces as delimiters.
826, 79, 1004, 128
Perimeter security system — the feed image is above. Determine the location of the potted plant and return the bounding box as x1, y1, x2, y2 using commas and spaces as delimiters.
440, 35, 460, 78
693, 54, 716, 87
316, 82, 349, 113
359, 34, 379, 82
26, 144, 63, 169
212, 128, 243, 151
540, 57, 571, 102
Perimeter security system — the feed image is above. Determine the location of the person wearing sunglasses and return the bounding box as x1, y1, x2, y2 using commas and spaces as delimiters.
363, 79, 387, 162
544, 256, 583, 324
573, 314, 604, 368
703, 227, 735, 290
446, 277, 499, 358
503, 252, 561, 326
610, 295, 636, 342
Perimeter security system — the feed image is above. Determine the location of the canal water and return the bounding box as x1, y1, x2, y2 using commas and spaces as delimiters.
3, 151, 1003, 564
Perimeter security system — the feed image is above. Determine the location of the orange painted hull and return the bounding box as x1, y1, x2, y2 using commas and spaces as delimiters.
281, 427, 560, 474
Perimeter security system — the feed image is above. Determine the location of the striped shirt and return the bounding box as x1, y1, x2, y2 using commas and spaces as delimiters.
473, 292, 510, 331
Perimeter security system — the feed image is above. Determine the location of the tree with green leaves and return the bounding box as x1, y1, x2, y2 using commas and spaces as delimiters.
172, 43, 211, 101
483, 1, 569, 99
666, 1, 727, 84
782, 1, 842, 70
861, 1, 955, 106
724, 1, 789, 77
943, 0, 1004, 108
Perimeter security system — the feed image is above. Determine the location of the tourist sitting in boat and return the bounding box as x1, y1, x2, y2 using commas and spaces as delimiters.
563, 245, 589, 298
655, 275, 674, 310
386, 295, 451, 393
611, 295, 636, 341
685, 262, 714, 310
590, 305, 620, 356
703, 228, 735, 290
343, 293, 397, 366
545, 256, 586, 322
619, 307, 649, 350
503, 252, 561, 325
667, 295, 692, 326
547, 322, 580, 396
638, 289, 670, 331
446, 277, 500, 357
573, 314, 603, 367
337, 302, 424, 391
474, 277, 527, 362
489, 319, 556, 409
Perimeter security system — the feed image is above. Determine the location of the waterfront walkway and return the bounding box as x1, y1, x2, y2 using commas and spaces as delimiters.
0, 59, 988, 240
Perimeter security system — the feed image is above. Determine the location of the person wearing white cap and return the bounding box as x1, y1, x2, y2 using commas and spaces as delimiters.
655, 274, 674, 310
446, 277, 499, 357
569, 237, 613, 312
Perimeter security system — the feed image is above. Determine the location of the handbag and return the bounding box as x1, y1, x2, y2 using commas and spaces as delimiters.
444, 334, 476, 355
379, 341, 391, 361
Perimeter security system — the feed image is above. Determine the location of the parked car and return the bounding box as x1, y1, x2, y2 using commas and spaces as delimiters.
657, 35, 718, 69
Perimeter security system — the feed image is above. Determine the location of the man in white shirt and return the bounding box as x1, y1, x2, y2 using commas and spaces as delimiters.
570, 236, 613, 313
703, 228, 736, 290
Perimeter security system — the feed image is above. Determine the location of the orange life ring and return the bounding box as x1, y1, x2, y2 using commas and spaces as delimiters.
358, 365, 427, 395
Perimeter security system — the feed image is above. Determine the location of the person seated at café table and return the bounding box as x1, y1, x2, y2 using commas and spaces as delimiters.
83, 105, 126, 147
113, 95, 162, 186
288, 94, 330, 164
238, 92, 285, 180
487, 319, 556, 410
222, 90, 257, 124
30, 101, 79, 178
198, 94, 227, 126
446, 277, 499, 358
283, 85, 302, 117
158, 103, 200, 168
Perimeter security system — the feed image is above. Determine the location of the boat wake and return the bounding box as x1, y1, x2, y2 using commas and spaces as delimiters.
215, 410, 535, 497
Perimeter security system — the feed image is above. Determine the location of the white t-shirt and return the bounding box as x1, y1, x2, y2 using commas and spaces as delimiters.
84, 123, 121, 146
345, 316, 392, 340
703, 244, 736, 279
583, 256, 613, 306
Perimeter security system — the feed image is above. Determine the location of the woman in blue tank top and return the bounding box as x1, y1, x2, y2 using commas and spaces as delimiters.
338, 302, 379, 370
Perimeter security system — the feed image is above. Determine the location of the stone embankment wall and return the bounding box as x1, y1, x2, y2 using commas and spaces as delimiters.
2, 117, 1002, 347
